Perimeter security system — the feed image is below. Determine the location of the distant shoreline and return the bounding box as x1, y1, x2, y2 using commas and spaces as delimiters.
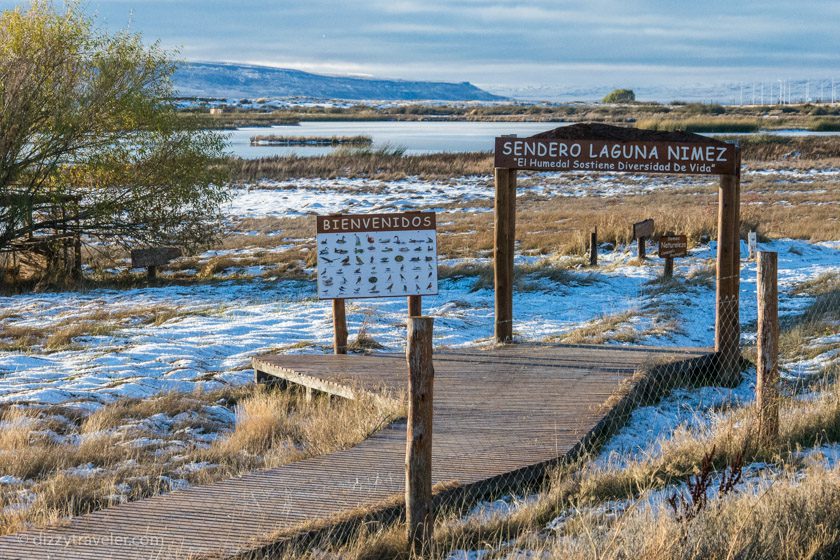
183, 101, 840, 132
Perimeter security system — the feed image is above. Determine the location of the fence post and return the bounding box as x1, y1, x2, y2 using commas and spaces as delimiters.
663, 257, 674, 278
406, 316, 434, 556
73, 229, 82, 281
494, 168, 516, 343
333, 298, 348, 354
637, 236, 646, 260
589, 227, 598, 266
408, 295, 422, 317
756, 251, 779, 445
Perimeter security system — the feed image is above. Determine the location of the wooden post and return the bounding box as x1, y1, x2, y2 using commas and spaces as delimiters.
715, 164, 741, 384
333, 298, 348, 354
589, 227, 598, 266
61, 205, 69, 276
756, 251, 779, 444
494, 168, 516, 343
731, 152, 742, 339
73, 230, 82, 281
72, 207, 82, 281
638, 236, 646, 259
147, 265, 157, 281
406, 316, 434, 555
408, 295, 422, 317
663, 257, 674, 278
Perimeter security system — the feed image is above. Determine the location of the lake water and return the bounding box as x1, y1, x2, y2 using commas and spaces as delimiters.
224, 121, 840, 159
225, 121, 566, 158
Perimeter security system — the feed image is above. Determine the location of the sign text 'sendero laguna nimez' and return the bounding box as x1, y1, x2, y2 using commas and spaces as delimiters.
494, 137, 737, 175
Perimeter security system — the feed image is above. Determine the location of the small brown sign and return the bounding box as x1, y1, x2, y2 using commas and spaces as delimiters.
131, 247, 182, 268
633, 219, 655, 240
494, 137, 737, 175
659, 235, 688, 258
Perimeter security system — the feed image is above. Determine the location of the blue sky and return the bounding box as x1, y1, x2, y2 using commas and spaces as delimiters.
4, 1, 839, 92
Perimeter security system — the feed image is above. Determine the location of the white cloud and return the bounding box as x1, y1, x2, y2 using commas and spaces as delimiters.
1, 0, 838, 88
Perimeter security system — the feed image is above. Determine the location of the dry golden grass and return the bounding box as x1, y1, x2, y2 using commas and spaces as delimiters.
188, 102, 840, 133
198, 156, 840, 291
11, 147, 833, 287
231, 151, 494, 182
551, 311, 641, 344
284, 364, 840, 560
0, 304, 208, 352
636, 116, 761, 133
345, 314, 387, 353
273, 285, 839, 558
501, 464, 840, 560
0, 385, 403, 536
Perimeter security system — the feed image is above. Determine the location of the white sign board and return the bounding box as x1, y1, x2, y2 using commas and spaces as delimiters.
748, 231, 758, 260
316, 212, 438, 299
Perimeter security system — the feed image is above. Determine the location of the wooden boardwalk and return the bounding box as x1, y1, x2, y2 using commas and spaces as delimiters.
0, 344, 712, 559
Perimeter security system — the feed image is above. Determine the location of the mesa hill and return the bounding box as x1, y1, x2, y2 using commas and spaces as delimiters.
174, 62, 505, 101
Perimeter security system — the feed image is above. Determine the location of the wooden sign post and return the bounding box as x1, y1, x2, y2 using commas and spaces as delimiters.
316, 211, 438, 354
493, 124, 741, 382
633, 219, 655, 260
130, 247, 182, 281
332, 299, 348, 354
494, 167, 516, 343
756, 251, 779, 444
658, 234, 687, 278
408, 295, 422, 317
715, 151, 742, 386
315, 214, 440, 553
405, 316, 434, 555
589, 227, 598, 266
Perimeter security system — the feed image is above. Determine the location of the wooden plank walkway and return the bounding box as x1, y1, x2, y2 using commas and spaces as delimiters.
0, 344, 711, 559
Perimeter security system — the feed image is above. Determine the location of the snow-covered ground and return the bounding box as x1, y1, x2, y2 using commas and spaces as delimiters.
0, 166, 837, 549
0, 170, 837, 409
228, 165, 840, 218
0, 237, 835, 408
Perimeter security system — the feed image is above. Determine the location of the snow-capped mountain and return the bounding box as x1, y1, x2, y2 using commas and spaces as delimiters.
173, 62, 504, 101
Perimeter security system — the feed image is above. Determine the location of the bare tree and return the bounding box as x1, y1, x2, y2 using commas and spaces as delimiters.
0, 1, 229, 284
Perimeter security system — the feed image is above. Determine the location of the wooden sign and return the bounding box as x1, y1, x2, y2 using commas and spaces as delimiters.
659, 235, 688, 258
633, 219, 655, 240
131, 247, 182, 268
494, 137, 737, 175
316, 212, 438, 300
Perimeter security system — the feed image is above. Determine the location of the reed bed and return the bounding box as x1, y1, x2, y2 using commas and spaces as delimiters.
249, 135, 372, 146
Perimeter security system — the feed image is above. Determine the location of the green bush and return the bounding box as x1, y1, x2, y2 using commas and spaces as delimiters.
602, 89, 636, 103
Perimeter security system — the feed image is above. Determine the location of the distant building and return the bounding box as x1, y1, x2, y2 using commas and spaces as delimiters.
209, 107, 223, 115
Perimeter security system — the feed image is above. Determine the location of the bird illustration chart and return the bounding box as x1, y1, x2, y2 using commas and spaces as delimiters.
316, 212, 438, 300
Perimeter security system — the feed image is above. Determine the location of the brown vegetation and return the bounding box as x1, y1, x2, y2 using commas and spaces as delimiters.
185, 100, 840, 129
214, 156, 840, 284
228, 135, 840, 182
277, 359, 840, 559
231, 150, 493, 182
0, 305, 209, 352
249, 135, 372, 146
0, 385, 403, 536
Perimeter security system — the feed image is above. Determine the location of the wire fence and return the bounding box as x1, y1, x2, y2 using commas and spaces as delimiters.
265, 254, 839, 559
